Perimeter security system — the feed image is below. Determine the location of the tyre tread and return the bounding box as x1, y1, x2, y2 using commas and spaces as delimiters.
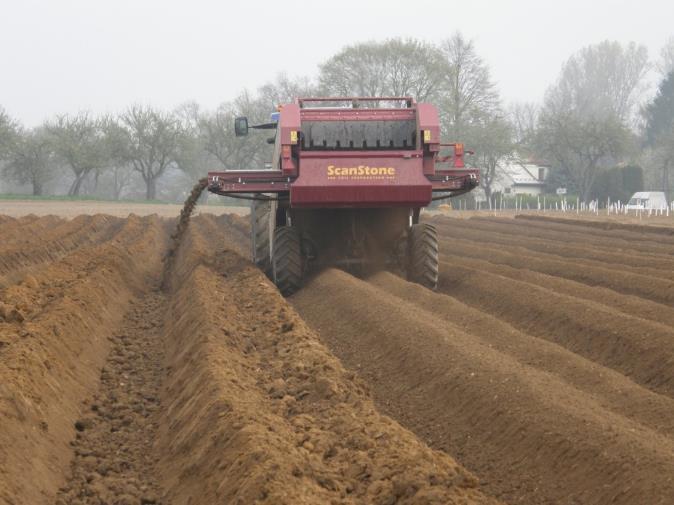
408, 223, 439, 289
273, 226, 303, 296
251, 201, 272, 276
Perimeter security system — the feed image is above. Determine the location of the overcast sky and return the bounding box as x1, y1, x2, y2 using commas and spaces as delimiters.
1, 0, 672, 126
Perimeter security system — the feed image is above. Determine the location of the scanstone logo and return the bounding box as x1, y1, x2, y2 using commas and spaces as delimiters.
327, 165, 396, 178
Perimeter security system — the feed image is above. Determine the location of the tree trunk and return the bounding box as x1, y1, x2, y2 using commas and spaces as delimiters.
581, 185, 593, 204
32, 180, 43, 196
68, 173, 86, 196
91, 169, 100, 194
580, 163, 598, 204
113, 169, 121, 201
145, 177, 157, 200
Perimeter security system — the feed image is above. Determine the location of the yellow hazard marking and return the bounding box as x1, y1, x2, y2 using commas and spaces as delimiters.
423, 130, 431, 143
290, 131, 298, 144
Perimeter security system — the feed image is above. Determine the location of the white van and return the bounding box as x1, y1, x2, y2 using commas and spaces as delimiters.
625, 191, 668, 210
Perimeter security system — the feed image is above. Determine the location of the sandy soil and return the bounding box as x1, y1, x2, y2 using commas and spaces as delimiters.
2, 211, 674, 505
0, 214, 167, 504
430, 208, 674, 228
291, 215, 674, 505
0, 212, 499, 505
0, 199, 249, 218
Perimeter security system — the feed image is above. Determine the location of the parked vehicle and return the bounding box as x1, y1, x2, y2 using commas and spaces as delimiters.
625, 191, 668, 210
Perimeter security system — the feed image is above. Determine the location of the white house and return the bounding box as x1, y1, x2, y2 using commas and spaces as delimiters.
488, 157, 548, 196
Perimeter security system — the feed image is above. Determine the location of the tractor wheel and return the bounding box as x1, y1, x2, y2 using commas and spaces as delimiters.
407, 223, 439, 290
272, 226, 303, 296
251, 200, 272, 278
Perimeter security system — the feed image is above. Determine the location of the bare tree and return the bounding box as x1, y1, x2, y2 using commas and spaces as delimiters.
550, 41, 648, 124
108, 165, 134, 200
256, 73, 316, 111
2, 128, 55, 196
658, 37, 674, 77
471, 116, 513, 199
199, 102, 264, 170
642, 69, 674, 200
319, 39, 445, 101
434, 33, 511, 194
509, 102, 539, 152
96, 115, 132, 199
538, 112, 631, 201
172, 101, 214, 181
114, 106, 185, 200
437, 33, 500, 141
537, 41, 648, 201
200, 75, 317, 173
0, 107, 19, 159
45, 112, 110, 196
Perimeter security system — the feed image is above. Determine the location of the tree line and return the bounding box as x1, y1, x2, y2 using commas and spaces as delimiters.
0, 33, 673, 202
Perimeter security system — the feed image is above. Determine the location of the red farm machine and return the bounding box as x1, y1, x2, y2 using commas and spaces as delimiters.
207, 97, 479, 295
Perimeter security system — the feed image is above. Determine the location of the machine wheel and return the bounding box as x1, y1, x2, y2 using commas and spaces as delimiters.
272, 226, 303, 296
407, 223, 439, 290
251, 200, 272, 277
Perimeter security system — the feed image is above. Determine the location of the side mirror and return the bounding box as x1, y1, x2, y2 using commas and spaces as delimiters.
234, 116, 249, 137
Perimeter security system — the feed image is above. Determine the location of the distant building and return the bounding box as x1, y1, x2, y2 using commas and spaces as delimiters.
494, 157, 548, 196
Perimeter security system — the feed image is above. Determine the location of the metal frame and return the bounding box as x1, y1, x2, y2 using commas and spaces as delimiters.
207, 97, 480, 204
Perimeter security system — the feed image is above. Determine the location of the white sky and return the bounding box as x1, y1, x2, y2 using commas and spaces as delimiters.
1, 0, 672, 126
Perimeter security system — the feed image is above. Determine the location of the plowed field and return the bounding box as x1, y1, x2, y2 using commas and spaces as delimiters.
0, 212, 498, 505
292, 214, 674, 505
2, 210, 674, 505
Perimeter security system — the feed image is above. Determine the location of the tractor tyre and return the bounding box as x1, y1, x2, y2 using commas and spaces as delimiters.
251, 200, 272, 278
272, 226, 303, 296
407, 223, 439, 290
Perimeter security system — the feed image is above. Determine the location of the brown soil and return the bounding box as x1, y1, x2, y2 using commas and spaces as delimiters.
288, 215, 674, 505
4, 208, 674, 505
0, 200, 248, 218
430, 216, 674, 262
431, 217, 674, 275
0, 215, 165, 504
430, 209, 674, 229
292, 270, 674, 505
55, 292, 166, 505
435, 235, 674, 305
437, 250, 674, 328
0, 211, 499, 505
516, 213, 674, 234
154, 223, 497, 504
0, 215, 124, 287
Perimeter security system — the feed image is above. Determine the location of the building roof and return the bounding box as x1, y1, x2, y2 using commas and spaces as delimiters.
498, 158, 545, 187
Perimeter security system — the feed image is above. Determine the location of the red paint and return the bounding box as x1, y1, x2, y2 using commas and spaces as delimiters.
291, 155, 431, 207
207, 97, 479, 207
300, 108, 416, 122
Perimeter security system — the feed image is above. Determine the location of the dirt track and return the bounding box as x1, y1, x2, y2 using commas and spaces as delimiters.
2, 211, 674, 504
0, 200, 248, 218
